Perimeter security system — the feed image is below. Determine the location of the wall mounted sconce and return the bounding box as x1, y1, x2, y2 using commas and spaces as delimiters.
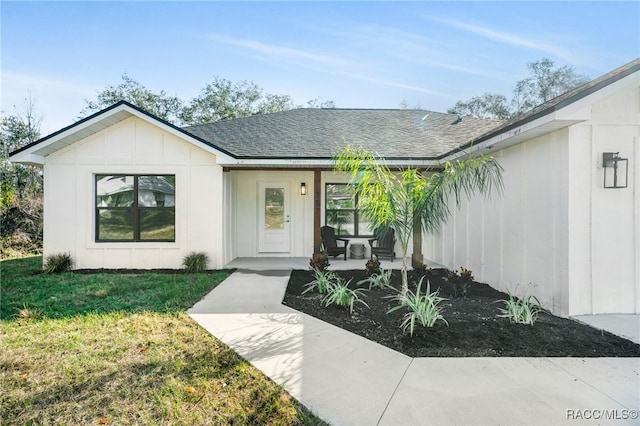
300, 182, 307, 195
603, 152, 628, 189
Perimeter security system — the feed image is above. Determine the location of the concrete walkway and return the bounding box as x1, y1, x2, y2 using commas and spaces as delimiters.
188, 269, 640, 426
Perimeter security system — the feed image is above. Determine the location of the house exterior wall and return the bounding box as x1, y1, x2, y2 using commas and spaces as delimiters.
567, 81, 640, 315
425, 130, 571, 315
229, 170, 315, 258
43, 116, 225, 269
425, 78, 639, 316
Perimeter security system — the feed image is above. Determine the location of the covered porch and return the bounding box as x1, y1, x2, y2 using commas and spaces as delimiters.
224, 256, 446, 271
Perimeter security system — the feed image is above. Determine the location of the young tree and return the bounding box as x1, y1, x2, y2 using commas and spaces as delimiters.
1, 96, 44, 257
80, 74, 184, 123
334, 144, 503, 294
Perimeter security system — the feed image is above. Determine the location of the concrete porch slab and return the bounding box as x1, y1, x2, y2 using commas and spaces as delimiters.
224, 256, 446, 271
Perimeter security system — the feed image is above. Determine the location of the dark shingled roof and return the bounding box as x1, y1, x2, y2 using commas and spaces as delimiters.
184, 109, 502, 160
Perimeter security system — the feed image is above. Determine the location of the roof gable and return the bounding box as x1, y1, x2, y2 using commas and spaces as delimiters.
9, 101, 235, 165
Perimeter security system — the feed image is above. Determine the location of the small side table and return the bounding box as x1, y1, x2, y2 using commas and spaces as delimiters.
350, 243, 365, 259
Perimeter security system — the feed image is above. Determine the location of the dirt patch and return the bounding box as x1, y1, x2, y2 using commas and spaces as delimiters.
282, 269, 640, 357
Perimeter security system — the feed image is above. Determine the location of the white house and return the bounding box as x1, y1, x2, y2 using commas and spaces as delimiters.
10, 59, 639, 317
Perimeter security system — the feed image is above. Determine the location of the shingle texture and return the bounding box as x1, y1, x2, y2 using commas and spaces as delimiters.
184, 109, 502, 159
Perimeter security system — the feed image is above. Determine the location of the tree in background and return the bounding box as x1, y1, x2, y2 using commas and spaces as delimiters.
307, 97, 336, 109
180, 77, 295, 125
1, 97, 44, 258
81, 75, 333, 126
448, 93, 510, 120
510, 58, 589, 115
79, 74, 184, 123
335, 144, 503, 295
448, 58, 589, 120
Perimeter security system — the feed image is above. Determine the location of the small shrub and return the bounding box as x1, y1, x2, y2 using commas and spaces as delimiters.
447, 267, 474, 297
387, 276, 448, 336
357, 268, 392, 290
303, 269, 337, 295
322, 278, 368, 313
497, 288, 542, 325
309, 253, 330, 271
43, 252, 73, 274
17, 303, 41, 322
364, 257, 381, 276
182, 251, 209, 273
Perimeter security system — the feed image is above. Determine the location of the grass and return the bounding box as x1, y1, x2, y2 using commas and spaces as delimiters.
1, 256, 326, 425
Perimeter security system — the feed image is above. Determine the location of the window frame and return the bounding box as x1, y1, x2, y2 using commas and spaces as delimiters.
324, 183, 372, 237
95, 174, 176, 243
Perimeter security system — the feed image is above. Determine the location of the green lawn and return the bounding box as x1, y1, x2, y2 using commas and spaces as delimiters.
1, 256, 326, 425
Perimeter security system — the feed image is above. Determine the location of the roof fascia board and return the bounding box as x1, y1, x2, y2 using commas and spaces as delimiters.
445, 113, 582, 161
224, 157, 440, 168
9, 152, 45, 166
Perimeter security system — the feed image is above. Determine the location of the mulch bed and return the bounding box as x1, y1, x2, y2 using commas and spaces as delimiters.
282, 269, 640, 357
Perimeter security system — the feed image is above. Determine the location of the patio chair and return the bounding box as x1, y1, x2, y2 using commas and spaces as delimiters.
368, 227, 396, 261
320, 225, 349, 261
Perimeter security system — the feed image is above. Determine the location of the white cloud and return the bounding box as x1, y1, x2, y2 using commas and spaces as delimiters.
431, 17, 576, 63
205, 34, 351, 67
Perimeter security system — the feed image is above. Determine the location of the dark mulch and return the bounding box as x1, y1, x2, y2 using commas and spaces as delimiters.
282, 269, 640, 357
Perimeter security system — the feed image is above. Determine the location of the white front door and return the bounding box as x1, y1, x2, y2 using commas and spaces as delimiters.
258, 182, 291, 253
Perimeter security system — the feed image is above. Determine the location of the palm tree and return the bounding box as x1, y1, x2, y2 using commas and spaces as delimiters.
334, 144, 503, 295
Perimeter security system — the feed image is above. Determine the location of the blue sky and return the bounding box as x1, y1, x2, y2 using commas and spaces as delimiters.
2, 1, 639, 134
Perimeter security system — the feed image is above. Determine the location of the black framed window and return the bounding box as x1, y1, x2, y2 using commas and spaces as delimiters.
96, 175, 175, 242
325, 183, 371, 237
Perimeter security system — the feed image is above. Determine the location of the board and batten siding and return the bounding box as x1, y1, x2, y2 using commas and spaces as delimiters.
228, 170, 315, 258
44, 116, 225, 269
425, 79, 639, 316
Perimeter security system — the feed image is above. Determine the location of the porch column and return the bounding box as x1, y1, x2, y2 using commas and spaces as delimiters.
314, 169, 321, 253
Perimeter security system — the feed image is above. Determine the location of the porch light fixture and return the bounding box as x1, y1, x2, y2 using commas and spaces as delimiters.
603, 152, 628, 189
300, 182, 307, 195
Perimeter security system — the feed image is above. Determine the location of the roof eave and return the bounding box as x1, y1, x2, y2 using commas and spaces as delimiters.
219, 157, 442, 168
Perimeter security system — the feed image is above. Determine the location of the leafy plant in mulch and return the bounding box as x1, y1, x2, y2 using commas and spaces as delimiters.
387, 276, 448, 336
358, 268, 392, 290
303, 268, 338, 295
364, 257, 381, 276
43, 252, 73, 274
497, 287, 543, 325
322, 278, 368, 314
309, 253, 330, 271
446, 267, 474, 297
